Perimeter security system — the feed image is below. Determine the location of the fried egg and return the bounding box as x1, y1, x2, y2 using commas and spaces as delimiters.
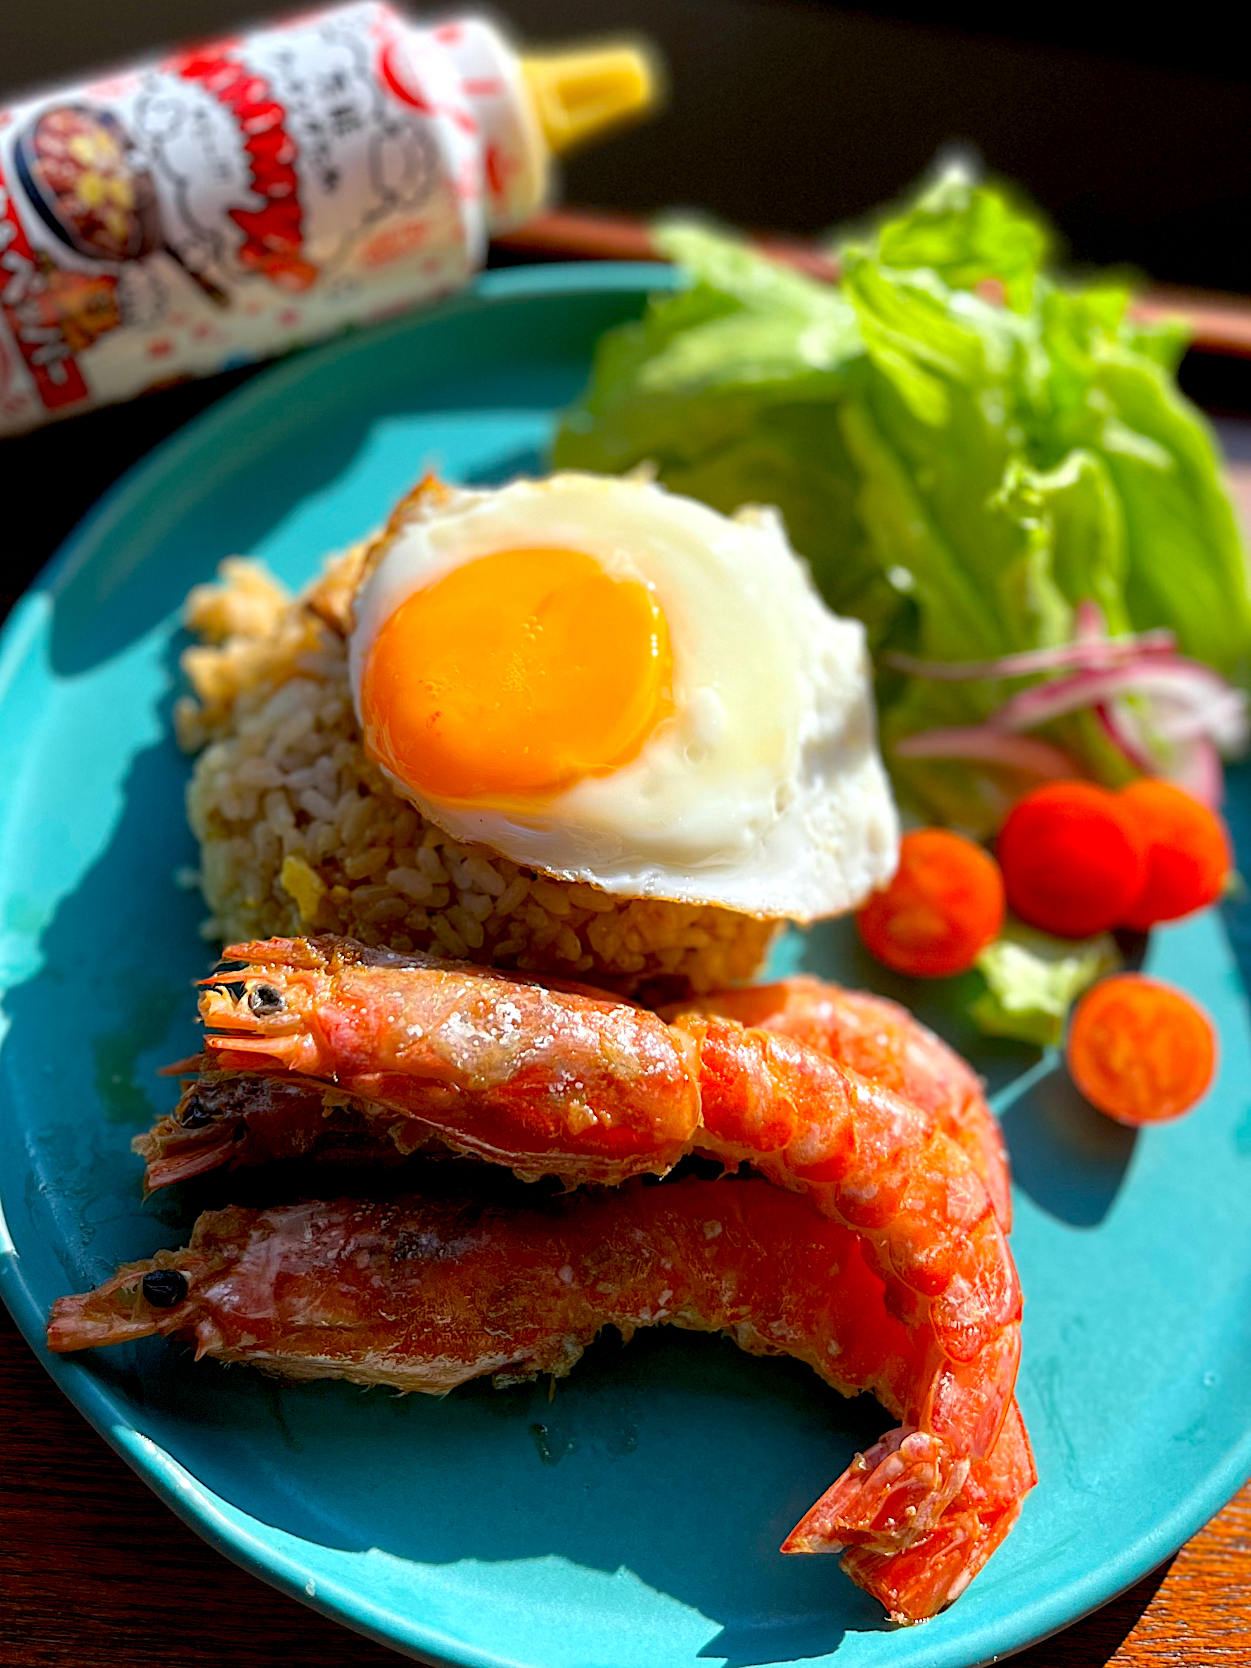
348, 472, 897, 919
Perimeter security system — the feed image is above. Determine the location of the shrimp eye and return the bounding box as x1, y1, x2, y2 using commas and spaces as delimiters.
142, 1269, 188, 1308
179, 1095, 215, 1129
248, 983, 285, 1016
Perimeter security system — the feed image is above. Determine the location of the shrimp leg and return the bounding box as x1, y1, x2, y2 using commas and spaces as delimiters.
47, 1174, 1032, 1622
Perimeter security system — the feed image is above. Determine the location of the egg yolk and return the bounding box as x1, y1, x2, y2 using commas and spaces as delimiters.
360, 547, 672, 804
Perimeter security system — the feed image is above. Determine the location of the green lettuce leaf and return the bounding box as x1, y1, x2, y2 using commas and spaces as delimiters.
971, 921, 1121, 1046
873, 163, 1049, 314
552, 168, 1251, 825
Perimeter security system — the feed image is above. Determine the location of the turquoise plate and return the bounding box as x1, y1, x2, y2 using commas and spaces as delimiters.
2, 265, 1249, 1668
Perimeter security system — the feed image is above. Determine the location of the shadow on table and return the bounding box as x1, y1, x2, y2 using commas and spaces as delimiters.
1009, 1556, 1175, 1665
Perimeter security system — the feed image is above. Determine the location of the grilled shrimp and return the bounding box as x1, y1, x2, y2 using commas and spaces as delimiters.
139, 974, 1008, 1231
197, 936, 1022, 1539
199, 937, 701, 1182
47, 1174, 1033, 1623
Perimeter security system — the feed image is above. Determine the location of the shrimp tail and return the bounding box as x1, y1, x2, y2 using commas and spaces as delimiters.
844, 1501, 1019, 1625
839, 1401, 1036, 1623
781, 1428, 969, 1557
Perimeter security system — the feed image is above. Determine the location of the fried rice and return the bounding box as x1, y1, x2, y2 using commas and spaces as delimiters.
176, 550, 779, 997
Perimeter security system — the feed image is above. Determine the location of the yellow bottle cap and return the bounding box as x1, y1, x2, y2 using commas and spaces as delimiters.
520, 42, 661, 156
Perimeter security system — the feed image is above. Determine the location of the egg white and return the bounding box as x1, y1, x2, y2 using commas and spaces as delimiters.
349, 472, 898, 920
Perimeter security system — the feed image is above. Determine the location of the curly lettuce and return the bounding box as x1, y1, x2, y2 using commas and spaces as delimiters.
553, 167, 1251, 831
971, 921, 1121, 1047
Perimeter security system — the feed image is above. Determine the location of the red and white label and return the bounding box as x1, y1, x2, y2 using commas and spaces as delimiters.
0, 4, 545, 435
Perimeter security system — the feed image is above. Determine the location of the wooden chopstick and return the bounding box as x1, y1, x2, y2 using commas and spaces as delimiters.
494, 208, 1251, 359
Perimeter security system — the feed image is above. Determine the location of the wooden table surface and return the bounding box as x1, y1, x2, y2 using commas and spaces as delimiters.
2, 245, 1251, 1668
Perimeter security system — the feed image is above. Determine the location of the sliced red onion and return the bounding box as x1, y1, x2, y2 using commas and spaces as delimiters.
991, 660, 1231, 733
893, 726, 1079, 778
1150, 686, 1249, 751
884, 628, 1176, 683
1078, 696, 1231, 806
888, 595, 1241, 807
1092, 698, 1160, 775
1168, 738, 1224, 808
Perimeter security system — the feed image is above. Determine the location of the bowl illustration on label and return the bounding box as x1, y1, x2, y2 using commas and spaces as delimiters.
14, 102, 230, 304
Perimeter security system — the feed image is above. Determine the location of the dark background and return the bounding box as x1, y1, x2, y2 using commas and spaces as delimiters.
3, 0, 1249, 290
2, 0, 1248, 606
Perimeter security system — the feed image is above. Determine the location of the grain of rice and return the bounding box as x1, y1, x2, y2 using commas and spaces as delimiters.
555, 925, 583, 963
262, 789, 294, 831
387, 867, 434, 903
497, 877, 529, 915
391, 807, 420, 848
462, 857, 506, 897
364, 897, 410, 925
530, 879, 572, 916
447, 905, 485, 950
416, 846, 447, 882
351, 884, 393, 907
179, 553, 778, 995
306, 821, 338, 862
431, 915, 469, 959
235, 757, 283, 790
343, 845, 391, 881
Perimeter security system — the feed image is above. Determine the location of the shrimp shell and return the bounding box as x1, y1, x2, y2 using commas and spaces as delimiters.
666, 976, 1010, 1229
46, 1174, 1033, 1622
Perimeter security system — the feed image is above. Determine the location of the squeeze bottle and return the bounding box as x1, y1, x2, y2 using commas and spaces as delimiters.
0, 2, 657, 434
